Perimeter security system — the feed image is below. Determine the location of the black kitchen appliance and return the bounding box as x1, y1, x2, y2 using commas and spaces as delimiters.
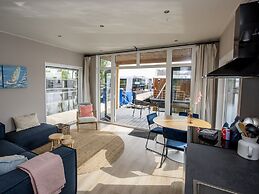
207, 1, 259, 78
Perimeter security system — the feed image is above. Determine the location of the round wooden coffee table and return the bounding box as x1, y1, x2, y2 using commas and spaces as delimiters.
49, 133, 64, 150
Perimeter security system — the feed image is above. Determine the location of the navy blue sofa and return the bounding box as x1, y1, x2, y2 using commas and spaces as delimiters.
6, 123, 58, 150
0, 123, 77, 194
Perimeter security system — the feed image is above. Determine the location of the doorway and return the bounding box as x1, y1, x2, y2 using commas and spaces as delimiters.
97, 46, 195, 129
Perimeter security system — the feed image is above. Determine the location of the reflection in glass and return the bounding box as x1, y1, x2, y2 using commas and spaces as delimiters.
171, 66, 192, 114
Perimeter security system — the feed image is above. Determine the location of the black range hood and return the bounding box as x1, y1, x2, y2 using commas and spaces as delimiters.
207, 1, 259, 78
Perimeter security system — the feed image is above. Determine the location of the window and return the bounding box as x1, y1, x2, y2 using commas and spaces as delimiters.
116, 53, 137, 67
171, 66, 192, 113
46, 67, 78, 115
224, 78, 240, 124
171, 48, 193, 114
100, 56, 112, 121
140, 50, 167, 66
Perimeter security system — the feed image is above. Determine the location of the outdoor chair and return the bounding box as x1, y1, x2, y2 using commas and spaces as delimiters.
132, 92, 150, 118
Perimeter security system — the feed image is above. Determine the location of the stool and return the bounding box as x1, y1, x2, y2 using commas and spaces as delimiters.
62, 139, 75, 148
49, 133, 64, 151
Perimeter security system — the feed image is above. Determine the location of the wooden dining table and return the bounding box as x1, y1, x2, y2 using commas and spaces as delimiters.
153, 115, 211, 131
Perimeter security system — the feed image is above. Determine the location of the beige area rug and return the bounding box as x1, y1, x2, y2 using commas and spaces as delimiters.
33, 128, 124, 175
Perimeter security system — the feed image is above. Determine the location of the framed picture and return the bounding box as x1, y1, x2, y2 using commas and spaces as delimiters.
3, 65, 28, 88
0, 65, 3, 88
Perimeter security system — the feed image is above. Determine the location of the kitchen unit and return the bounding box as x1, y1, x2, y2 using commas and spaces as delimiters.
185, 128, 259, 194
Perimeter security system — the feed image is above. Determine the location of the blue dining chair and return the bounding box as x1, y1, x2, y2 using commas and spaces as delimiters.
179, 112, 188, 117
179, 112, 199, 119
159, 127, 187, 167
145, 113, 163, 154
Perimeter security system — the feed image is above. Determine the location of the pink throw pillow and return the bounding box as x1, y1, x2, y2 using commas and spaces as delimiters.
79, 105, 94, 117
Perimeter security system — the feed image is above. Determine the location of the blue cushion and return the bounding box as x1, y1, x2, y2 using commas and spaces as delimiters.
0, 140, 27, 157
150, 127, 163, 134
166, 139, 187, 151
6, 123, 58, 150
0, 155, 28, 175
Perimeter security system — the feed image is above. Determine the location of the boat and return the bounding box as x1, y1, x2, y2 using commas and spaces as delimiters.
6, 67, 20, 85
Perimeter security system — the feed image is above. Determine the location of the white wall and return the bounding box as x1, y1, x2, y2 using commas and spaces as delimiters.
0, 32, 84, 131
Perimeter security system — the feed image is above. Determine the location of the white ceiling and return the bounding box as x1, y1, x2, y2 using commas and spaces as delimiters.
0, 0, 245, 54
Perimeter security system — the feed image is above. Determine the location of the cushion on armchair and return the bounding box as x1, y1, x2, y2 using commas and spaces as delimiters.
78, 117, 97, 123
79, 104, 94, 117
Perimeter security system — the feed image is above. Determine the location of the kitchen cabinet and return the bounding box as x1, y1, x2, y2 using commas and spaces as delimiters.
185, 141, 259, 194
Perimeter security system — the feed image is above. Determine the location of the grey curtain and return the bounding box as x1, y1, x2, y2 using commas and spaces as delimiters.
193, 44, 218, 127
83, 57, 91, 103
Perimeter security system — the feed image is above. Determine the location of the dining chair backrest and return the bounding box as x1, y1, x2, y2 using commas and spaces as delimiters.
178, 112, 199, 119
192, 113, 199, 119
162, 127, 187, 143
146, 113, 158, 126
179, 112, 188, 117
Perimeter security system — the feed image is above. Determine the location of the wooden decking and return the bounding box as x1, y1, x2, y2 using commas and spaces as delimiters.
115, 107, 165, 130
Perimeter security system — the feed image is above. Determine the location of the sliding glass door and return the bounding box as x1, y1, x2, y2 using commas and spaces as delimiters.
97, 46, 195, 127
99, 56, 112, 121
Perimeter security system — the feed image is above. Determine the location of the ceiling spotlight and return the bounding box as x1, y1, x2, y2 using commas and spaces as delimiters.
14, 1, 26, 7
100, 25, 104, 28
57, 35, 62, 38
164, 10, 170, 14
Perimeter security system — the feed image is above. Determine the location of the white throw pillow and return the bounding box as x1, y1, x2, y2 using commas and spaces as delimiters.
0, 155, 28, 175
13, 113, 40, 132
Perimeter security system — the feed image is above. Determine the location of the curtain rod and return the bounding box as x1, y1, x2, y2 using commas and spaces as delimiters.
84, 40, 219, 57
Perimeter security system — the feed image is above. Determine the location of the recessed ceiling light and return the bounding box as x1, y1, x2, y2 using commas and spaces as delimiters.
14, 1, 26, 7
100, 25, 104, 28
164, 10, 170, 14
174, 39, 178, 42
57, 35, 62, 38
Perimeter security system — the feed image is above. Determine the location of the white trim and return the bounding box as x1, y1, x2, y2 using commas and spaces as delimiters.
45, 62, 82, 70
95, 55, 100, 120
136, 52, 140, 67
165, 48, 172, 115
190, 46, 197, 111
111, 55, 116, 123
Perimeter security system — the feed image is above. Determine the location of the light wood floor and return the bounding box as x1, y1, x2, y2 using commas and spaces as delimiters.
77, 123, 184, 194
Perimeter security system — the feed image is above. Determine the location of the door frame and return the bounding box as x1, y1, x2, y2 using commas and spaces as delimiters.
44, 62, 83, 119
96, 45, 196, 124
